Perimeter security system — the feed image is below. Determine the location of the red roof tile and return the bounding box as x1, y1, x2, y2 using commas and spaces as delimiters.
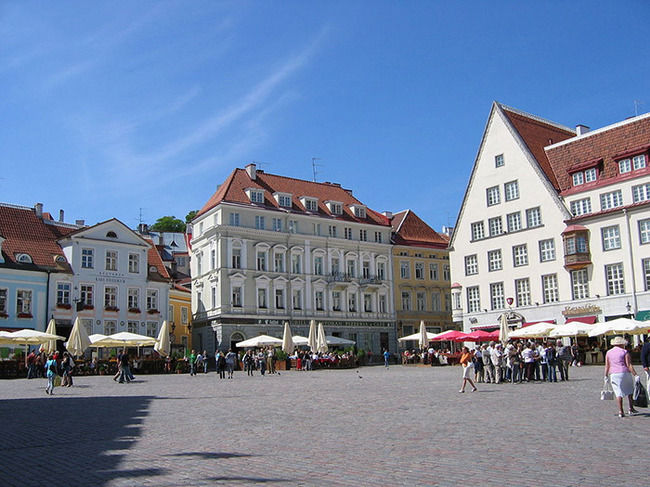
197, 167, 390, 227
0, 203, 74, 271
143, 238, 171, 280
391, 210, 449, 249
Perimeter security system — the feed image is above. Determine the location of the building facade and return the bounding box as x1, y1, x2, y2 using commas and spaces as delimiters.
191, 163, 396, 354
169, 283, 192, 353
450, 102, 650, 331
389, 210, 455, 347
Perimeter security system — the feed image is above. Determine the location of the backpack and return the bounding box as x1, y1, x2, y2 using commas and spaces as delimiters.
48, 361, 56, 373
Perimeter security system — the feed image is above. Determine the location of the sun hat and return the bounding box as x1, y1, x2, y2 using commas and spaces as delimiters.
610, 336, 628, 346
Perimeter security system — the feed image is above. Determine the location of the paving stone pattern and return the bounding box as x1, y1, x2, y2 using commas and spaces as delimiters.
0, 365, 647, 486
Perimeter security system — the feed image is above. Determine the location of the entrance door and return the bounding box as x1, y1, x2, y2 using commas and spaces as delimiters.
380, 332, 389, 352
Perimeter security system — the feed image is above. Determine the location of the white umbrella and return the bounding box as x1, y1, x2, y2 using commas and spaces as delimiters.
398, 331, 440, 342
292, 335, 309, 346
154, 320, 171, 357
499, 313, 509, 345
307, 320, 317, 352
41, 319, 58, 355
509, 322, 556, 339
95, 332, 157, 347
418, 320, 428, 349
548, 322, 593, 338
235, 335, 282, 348
0, 331, 16, 345
65, 317, 91, 357
282, 322, 295, 354
10, 329, 65, 344
325, 335, 355, 346
587, 317, 650, 337
316, 322, 328, 353
89, 334, 110, 345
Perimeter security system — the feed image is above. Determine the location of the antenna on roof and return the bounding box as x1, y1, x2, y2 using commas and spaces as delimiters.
252, 160, 270, 171
311, 157, 322, 182
634, 100, 644, 116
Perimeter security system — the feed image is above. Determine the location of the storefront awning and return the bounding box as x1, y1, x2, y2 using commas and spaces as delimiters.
566, 316, 597, 324
636, 310, 650, 321
469, 324, 499, 331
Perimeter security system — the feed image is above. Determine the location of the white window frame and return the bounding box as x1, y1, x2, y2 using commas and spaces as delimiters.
81, 248, 94, 269
600, 190, 623, 211
605, 263, 625, 295
504, 180, 519, 201
488, 216, 503, 237
490, 282, 505, 310
128, 253, 139, 273
471, 221, 485, 241
640, 219, 650, 244
515, 278, 531, 307
487, 249, 502, 272
105, 250, 118, 271
601, 225, 621, 251
570, 198, 591, 216
526, 207, 542, 228
506, 212, 521, 232
632, 183, 650, 203
571, 268, 590, 300
513, 244, 528, 267
495, 154, 504, 167
467, 287, 480, 313
486, 186, 500, 206
146, 289, 158, 311
542, 274, 559, 303
539, 239, 555, 262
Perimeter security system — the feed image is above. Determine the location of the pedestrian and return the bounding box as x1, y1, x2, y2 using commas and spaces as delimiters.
491, 343, 503, 383
225, 349, 236, 379
557, 340, 572, 380
26, 350, 37, 379
189, 349, 197, 376
641, 338, 650, 391
383, 349, 390, 369
243, 350, 254, 376
545, 342, 557, 382
482, 343, 494, 383
61, 352, 74, 387
459, 346, 478, 393
605, 336, 639, 417
216, 351, 226, 379
45, 354, 57, 395
509, 343, 522, 383
118, 351, 132, 383
473, 346, 484, 383
202, 350, 209, 373
266, 347, 275, 374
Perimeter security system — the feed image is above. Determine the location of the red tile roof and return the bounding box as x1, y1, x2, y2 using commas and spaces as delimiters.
197, 167, 390, 227
500, 104, 575, 190
390, 210, 449, 249
143, 238, 171, 281
0, 203, 75, 272
545, 115, 650, 193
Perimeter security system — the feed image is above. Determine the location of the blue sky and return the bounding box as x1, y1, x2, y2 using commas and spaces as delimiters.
2, 1, 649, 231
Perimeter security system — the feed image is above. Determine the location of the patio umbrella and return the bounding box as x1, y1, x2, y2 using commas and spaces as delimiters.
40, 319, 58, 355
292, 335, 309, 346
587, 317, 650, 337
499, 313, 509, 345
464, 330, 495, 342
0, 331, 16, 345
95, 332, 157, 347
10, 329, 65, 344
548, 322, 592, 338
398, 331, 439, 342
235, 335, 282, 348
282, 322, 295, 354
509, 322, 556, 339
154, 320, 171, 357
418, 321, 428, 349
316, 322, 328, 353
325, 335, 356, 346
307, 320, 317, 352
65, 317, 91, 357
430, 330, 467, 341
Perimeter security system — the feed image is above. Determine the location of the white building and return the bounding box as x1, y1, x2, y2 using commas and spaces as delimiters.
450, 103, 650, 331
55, 219, 171, 341
190, 163, 396, 353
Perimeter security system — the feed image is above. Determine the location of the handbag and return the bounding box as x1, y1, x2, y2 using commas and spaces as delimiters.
633, 378, 648, 408
600, 378, 614, 401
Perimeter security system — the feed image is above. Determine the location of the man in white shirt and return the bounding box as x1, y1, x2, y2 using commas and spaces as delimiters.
491, 344, 503, 384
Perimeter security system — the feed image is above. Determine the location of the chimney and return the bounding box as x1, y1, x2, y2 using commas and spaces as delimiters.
245, 163, 257, 180
75, 219, 85, 227
59, 209, 64, 222
383, 211, 393, 219
159, 234, 164, 246
34, 203, 43, 218
137, 223, 149, 234
576, 124, 590, 136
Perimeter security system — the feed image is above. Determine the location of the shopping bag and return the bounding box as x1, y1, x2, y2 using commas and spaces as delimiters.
54, 376, 62, 387
600, 378, 614, 400
633, 378, 648, 408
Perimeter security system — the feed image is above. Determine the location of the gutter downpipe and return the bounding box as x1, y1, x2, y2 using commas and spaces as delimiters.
623, 209, 639, 317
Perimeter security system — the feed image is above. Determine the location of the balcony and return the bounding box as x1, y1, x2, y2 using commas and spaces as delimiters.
327, 272, 352, 283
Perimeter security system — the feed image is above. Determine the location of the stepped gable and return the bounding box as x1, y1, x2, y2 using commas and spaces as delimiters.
391, 210, 448, 249
197, 167, 389, 226
0, 203, 74, 271
545, 115, 650, 193
500, 104, 575, 190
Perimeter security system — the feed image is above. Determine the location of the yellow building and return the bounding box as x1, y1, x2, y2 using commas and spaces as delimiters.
169, 283, 192, 354
390, 210, 455, 348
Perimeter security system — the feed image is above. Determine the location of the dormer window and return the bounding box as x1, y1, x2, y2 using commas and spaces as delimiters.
246, 188, 265, 204
274, 192, 292, 208
326, 201, 343, 215
571, 167, 597, 186
350, 204, 366, 219
301, 197, 318, 212
618, 154, 647, 174
16, 253, 33, 264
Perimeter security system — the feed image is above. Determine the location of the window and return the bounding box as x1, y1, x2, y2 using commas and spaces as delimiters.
572, 172, 584, 186
305, 199, 318, 211
128, 321, 138, 334
486, 186, 500, 206
232, 248, 241, 269
128, 288, 140, 310
16, 289, 32, 315
619, 158, 632, 174
564, 233, 589, 255
292, 289, 302, 310
640, 219, 650, 244
374, 232, 382, 243
315, 291, 324, 310
348, 292, 356, 312
328, 225, 337, 238
539, 239, 556, 262
313, 223, 321, 236
633, 183, 650, 203
359, 229, 367, 241
275, 289, 284, 309
488, 249, 502, 271
365, 294, 373, 312
400, 261, 411, 279
467, 287, 480, 313
465, 255, 478, 275
644, 258, 650, 291
526, 207, 542, 228
255, 216, 265, 230
488, 216, 503, 237
181, 307, 188, 324
570, 198, 592, 216
104, 286, 117, 309
362, 261, 370, 279
504, 180, 519, 201
278, 195, 292, 207
232, 287, 242, 307
128, 253, 139, 273
146, 289, 158, 311
443, 265, 450, 281
196, 252, 202, 275
210, 249, 216, 269
146, 321, 157, 338
81, 319, 93, 336
471, 221, 485, 241
56, 282, 70, 305
490, 282, 504, 310
414, 262, 424, 279
431, 292, 441, 311
378, 294, 387, 313
330, 202, 342, 215
250, 190, 264, 203
272, 218, 283, 232
332, 291, 341, 311
495, 154, 504, 167
289, 220, 298, 234
377, 262, 386, 280
429, 263, 438, 280
314, 256, 324, 275
344, 227, 353, 240
274, 252, 284, 273
605, 263, 625, 295
506, 212, 521, 233
542, 274, 559, 303
104, 320, 116, 336
585, 168, 597, 182
416, 292, 426, 311
292, 254, 302, 274
81, 248, 94, 268
256, 251, 267, 271
347, 260, 356, 278
80, 285, 93, 307
229, 213, 240, 226
515, 278, 531, 307
401, 291, 411, 311
0, 288, 7, 314
633, 154, 647, 170
513, 244, 528, 267
353, 207, 366, 218
601, 225, 621, 250
105, 250, 117, 271
571, 269, 590, 300
600, 190, 623, 210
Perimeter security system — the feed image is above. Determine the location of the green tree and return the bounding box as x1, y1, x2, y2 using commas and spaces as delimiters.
185, 210, 198, 223
150, 216, 186, 232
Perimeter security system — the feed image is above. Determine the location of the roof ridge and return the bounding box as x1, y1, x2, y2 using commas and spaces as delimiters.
0, 202, 34, 211
497, 102, 575, 135
395, 209, 410, 234
258, 170, 357, 196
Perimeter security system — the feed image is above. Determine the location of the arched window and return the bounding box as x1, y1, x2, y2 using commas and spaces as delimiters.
106, 231, 118, 238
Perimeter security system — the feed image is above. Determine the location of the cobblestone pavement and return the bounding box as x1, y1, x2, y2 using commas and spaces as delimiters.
1, 364, 647, 487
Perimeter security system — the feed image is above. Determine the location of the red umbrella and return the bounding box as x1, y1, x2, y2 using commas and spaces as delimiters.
431, 330, 469, 342
465, 330, 494, 342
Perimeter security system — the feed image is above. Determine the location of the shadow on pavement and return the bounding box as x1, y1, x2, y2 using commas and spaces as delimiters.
0, 395, 164, 485
167, 451, 254, 459
207, 476, 291, 483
